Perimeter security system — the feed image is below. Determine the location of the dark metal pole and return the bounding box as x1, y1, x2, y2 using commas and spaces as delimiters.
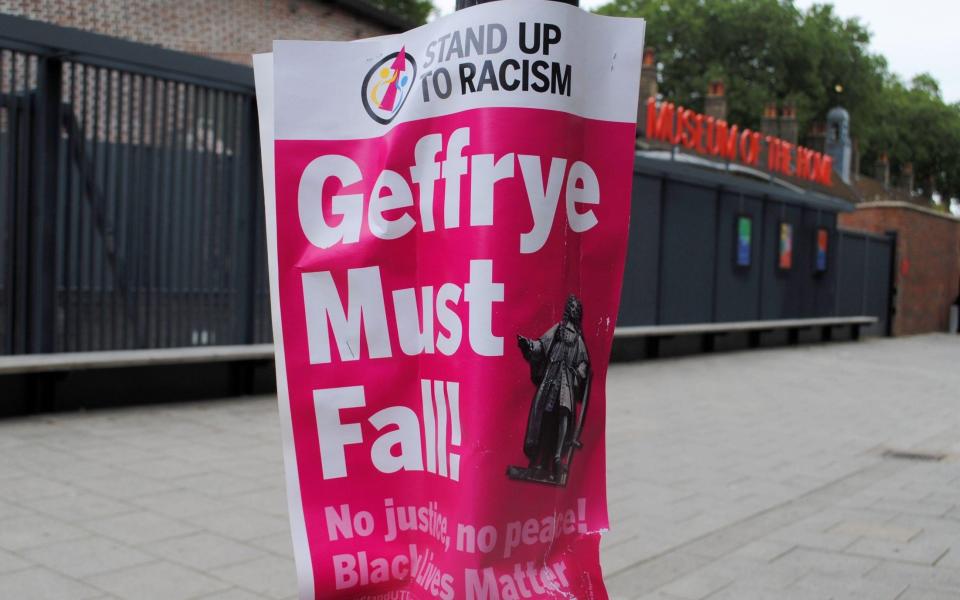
883, 230, 898, 337
31, 55, 62, 354
456, 0, 578, 10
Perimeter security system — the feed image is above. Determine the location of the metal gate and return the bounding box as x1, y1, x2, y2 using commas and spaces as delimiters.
0, 15, 272, 356
836, 229, 896, 336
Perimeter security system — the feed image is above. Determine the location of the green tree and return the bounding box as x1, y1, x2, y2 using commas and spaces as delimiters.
866, 74, 960, 200
368, 0, 434, 26
594, 0, 960, 201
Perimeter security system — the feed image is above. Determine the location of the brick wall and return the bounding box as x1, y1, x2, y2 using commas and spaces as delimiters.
0, 0, 394, 65
839, 202, 960, 336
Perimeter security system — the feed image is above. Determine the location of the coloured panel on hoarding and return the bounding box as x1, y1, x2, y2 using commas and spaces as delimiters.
736, 215, 752, 267
779, 222, 793, 270
815, 227, 829, 272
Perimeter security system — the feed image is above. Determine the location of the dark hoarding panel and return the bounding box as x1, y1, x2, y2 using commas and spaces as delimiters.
761, 203, 805, 320
659, 180, 717, 324
617, 173, 661, 326
715, 191, 764, 322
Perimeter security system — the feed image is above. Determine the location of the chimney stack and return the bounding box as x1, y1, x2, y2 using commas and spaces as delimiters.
875, 153, 890, 189
704, 79, 727, 121
639, 48, 658, 102
637, 47, 658, 133
761, 102, 779, 137
901, 162, 914, 195
779, 103, 798, 145
807, 122, 826, 153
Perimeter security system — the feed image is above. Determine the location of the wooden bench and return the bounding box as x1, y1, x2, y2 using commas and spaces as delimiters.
614, 316, 878, 357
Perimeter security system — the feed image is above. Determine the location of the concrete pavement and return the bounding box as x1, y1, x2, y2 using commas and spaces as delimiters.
1, 334, 959, 599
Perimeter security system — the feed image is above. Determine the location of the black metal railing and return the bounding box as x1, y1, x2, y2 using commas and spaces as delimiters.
1, 49, 40, 356
0, 15, 271, 355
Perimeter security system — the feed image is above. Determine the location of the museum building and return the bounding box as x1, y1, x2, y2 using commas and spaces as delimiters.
612, 48, 959, 358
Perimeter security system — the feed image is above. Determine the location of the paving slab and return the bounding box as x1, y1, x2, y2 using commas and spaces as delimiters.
0, 333, 958, 599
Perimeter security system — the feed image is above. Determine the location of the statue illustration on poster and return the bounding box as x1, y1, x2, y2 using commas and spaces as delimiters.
508, 295, 592, 486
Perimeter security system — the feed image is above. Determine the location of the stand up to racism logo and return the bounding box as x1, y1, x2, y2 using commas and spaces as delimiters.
361, 46, 417, 124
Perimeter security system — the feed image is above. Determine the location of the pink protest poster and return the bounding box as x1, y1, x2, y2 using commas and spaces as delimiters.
254, 3, 644, 598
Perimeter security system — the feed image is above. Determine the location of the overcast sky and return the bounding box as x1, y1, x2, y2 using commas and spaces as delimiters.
431, 0, 960, 103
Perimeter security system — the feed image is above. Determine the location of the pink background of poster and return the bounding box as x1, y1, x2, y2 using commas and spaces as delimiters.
274, 106, 635, 599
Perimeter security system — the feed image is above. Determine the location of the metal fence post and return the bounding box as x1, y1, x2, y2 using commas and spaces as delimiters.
884, 230, 898, 336
861, 235, 870, 316
755, 195, 768, 320
29, 54, 62, 354
834, 231, 844, 316
236, 96, 258, 346
10, 61, 31, 355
